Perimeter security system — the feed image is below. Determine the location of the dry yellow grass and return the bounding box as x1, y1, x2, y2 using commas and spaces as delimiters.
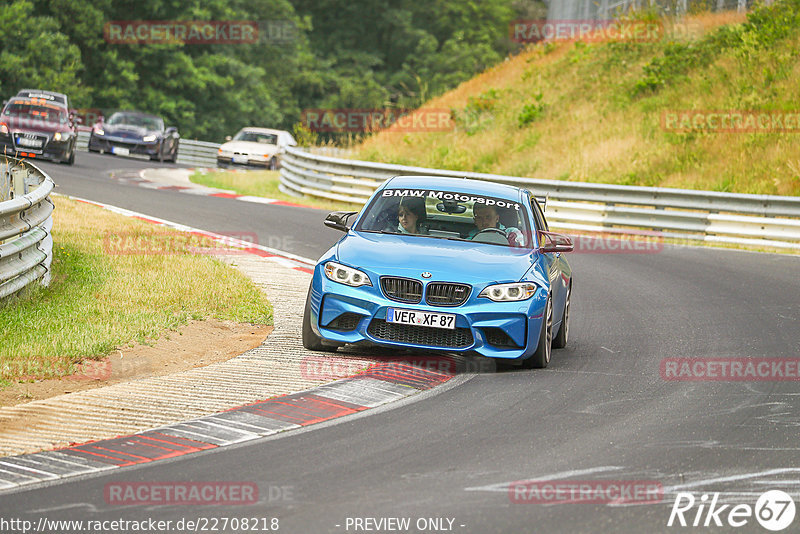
354, 10, 800, 196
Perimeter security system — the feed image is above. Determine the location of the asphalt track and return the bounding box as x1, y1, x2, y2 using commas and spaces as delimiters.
2, 152, 800, 533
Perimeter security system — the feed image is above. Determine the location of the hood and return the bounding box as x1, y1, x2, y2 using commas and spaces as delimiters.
102, 123, 157, 139
219, 140, 279, 156
336, 231, 534, 285
3, 116, 72, 134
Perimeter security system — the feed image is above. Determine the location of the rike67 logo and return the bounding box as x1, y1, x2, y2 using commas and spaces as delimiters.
668, 490, 796, 531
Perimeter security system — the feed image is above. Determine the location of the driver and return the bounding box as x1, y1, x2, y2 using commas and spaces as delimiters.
396, 196, 427, 235
469, 203, 524, 246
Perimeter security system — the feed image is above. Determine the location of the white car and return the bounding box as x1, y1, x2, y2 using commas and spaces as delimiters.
217, 127, 297, 170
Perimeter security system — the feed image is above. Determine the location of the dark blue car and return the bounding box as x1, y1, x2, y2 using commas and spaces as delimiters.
303, 176, 574, 368
88, 111, 179, 162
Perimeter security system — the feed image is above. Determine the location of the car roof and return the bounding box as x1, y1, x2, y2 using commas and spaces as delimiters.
110, 110, 162, 120
15, 90, 69, 106
382, 175, 525, 200
5, 97, 67, 111
238, 127, 287, 135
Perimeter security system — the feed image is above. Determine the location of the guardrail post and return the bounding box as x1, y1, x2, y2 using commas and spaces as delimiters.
11, 166, 27, 199
0, 161, 8, 202
39, 209, 54, 286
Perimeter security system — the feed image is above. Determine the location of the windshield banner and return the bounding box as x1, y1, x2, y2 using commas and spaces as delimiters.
381, 189, 521, 211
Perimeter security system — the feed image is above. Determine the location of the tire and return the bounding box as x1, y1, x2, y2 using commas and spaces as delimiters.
62, 148, 75, 165
170, 140, 179, 162
552, 281, 571, 349
268, 156, 278, 171
88, 135, 100, 153
302, 287, 340, 352
523, 294, 553, 369
151, 142, 165, 162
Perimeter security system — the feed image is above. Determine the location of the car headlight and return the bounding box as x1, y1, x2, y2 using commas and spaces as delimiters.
324, 262, 372, 287
479, 282, 538, 302
0, 123, 8, 135
94, 128, 104, 136
54, 132, 72, 141
142, 134, 157, 142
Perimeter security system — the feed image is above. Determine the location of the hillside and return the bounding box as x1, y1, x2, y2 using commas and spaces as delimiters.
354, 2, 800, 196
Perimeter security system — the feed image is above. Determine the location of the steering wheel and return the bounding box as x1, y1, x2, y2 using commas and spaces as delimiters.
472, 227, 509, 244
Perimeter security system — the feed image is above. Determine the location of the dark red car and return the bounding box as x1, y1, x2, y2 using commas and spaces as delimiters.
0, 95, 77, 164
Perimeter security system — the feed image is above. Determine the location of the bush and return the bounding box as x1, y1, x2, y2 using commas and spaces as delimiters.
518, 92, 545, 126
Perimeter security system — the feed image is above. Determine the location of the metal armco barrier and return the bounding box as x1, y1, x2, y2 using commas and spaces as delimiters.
279, 146, 800, 250
174, 139, 219, 167
76, 131, 219, 167
0, 157, 55, 300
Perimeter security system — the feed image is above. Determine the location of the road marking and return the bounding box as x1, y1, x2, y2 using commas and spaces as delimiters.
464, 466, 623, 493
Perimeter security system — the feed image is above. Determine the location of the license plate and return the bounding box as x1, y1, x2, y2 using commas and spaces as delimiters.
112, 146, 130, 156
387, 308, 455, 330
17, 137, 42, 148
232, 154, 248, 164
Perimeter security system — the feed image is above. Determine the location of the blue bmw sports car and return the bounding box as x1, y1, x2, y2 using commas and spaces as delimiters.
303, 176, 574, 368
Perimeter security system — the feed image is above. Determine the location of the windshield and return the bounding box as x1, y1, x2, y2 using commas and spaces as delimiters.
234, 130, 278, 144
107, 112, 163, 131
2, 101, 68, 124
355, 188, 532, 248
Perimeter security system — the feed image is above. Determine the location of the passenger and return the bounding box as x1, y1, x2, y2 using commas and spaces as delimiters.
469, 204, 524, 246
397, 196, 427, 235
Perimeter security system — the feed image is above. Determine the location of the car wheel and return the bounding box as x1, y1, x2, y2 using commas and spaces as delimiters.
523, 294, 553, 369
268, 157, 278, 171
302, 287, 340, 352
88, 135, 100, 153
552, 281, 571, 349
170, 140, 179, 162
63, 148, 75, 165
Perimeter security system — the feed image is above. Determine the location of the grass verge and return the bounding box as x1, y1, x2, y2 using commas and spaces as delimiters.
353, 6, 800, 196
190, 169, 363, 212
0, 196, 272, 388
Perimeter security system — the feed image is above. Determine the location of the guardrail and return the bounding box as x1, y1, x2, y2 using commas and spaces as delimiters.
280, 146, 800, 250
0, 157, 55, 300
175, 139, 220, 167
76, 131, 219, 167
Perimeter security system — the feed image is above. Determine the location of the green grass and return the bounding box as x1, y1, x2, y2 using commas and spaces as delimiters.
190, 169, 364, 212
0, 196, 272, 388
353, 3, 800, 196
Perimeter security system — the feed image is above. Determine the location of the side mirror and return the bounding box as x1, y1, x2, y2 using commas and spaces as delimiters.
225, 135, 232, 141
538, 231, 573, 253
324, 211, 358, 232
165, 126, 178, 135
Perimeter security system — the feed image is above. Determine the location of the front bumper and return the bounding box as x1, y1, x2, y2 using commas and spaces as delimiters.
308, 265, 548, 361
0, 136, 72, 162
217, 154, 275, 167
89, 135, 159, 157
